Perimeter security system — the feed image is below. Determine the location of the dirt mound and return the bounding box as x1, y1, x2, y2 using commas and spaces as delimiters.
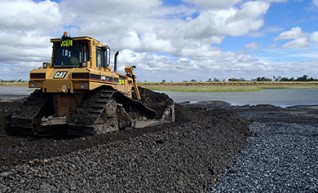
0, 99, 250, 192
133, 86, 174, 119
0, 102, 20, 136
0, 89, 253, 192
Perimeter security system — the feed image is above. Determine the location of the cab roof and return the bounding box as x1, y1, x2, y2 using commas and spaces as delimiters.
50, 33, 106, 47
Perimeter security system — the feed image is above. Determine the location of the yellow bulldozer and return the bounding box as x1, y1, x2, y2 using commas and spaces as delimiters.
9, 32, 174, 136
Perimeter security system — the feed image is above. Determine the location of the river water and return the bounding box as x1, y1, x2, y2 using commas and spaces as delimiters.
0, 86, 317, 107
160, 89, 318, 107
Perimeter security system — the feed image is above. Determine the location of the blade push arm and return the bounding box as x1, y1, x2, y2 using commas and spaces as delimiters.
125, 66, 141, 100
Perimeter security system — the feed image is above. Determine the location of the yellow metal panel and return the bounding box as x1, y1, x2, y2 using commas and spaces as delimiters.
30, 68, 47, 73
89, 82, 109, 90
46, 69, 71, 80
43, 79, 73, 93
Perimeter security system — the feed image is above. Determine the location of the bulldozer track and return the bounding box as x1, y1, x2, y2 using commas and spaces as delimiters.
68, 87, 156, 136
9, 87, 158, 136
10, 90, 53, 135
68, 88, 117, 135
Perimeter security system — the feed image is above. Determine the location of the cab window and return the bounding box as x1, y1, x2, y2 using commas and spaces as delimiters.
96, 47, 110, 68
96, 48, 103, 68
53, 41, 89, 67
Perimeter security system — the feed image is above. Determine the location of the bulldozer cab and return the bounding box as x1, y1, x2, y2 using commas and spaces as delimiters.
53, 40, 89, 67
51, 32, 111, 70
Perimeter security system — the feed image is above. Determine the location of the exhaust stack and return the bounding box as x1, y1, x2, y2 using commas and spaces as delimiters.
114, 51, 119, 72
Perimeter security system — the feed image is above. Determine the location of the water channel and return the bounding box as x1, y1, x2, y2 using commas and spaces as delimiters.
0, 87, 317, 107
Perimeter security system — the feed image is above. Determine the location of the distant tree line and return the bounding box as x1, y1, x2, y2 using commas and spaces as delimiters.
273, 75, 318, 81
228, 78, 246, 82
229, 75, 318, 82
178, 75, 318, 83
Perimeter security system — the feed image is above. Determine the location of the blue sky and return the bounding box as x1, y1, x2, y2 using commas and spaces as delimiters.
0, 0, 318, 81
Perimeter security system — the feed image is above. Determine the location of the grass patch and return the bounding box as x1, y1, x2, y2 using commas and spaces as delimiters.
139, 81, 318, 92
142, 85, 262, 92
0, 82, 28, 87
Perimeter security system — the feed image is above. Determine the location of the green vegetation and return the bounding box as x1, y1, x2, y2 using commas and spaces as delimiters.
140, 84, 261, 92
141, 75, 318, 92
139, 81, 318, 92
0, 81, 28, 87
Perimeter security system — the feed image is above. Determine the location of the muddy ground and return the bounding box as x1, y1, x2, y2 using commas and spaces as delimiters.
0, 95, 317, 192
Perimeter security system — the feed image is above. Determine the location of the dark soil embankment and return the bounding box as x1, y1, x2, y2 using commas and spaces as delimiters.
0, 92, 250, 192
134, 86, 174, 119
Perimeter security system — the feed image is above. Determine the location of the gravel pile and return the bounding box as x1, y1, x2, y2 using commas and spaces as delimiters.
0, 103, 249, 192
211, 121, 318, 192
2, 97, 317, 192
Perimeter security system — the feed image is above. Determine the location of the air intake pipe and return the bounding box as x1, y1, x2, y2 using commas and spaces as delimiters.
114, 51, 119, 72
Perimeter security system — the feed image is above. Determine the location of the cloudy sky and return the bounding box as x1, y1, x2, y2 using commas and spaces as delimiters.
1, 0, 318, 81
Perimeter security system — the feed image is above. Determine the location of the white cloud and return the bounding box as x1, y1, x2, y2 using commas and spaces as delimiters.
183, 1, 269, 38
118, 31, 142, 51
0, 31, 52, 80
183, 0, 241, 9
59, 0, 271, 59
275, 27, 318, 48
60, 0, 161, 16
261, 0, 287, 2
236, 1, 269, 19
245, 42, 261, 50
314, 0, 318, 7
309, 31, 318, 43
281, 37, 308, 48
0, 31, 49, 48
178, 45, 222, 58
0, 0, 317, 81
0, 0, 60, 70
142, 33, 175, 53
0, 0, 61, 30
275, 27, 305, 40
117, 32, 175, 53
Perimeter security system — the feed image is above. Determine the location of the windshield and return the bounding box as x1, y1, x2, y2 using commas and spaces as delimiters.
53, 41, 89, 67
